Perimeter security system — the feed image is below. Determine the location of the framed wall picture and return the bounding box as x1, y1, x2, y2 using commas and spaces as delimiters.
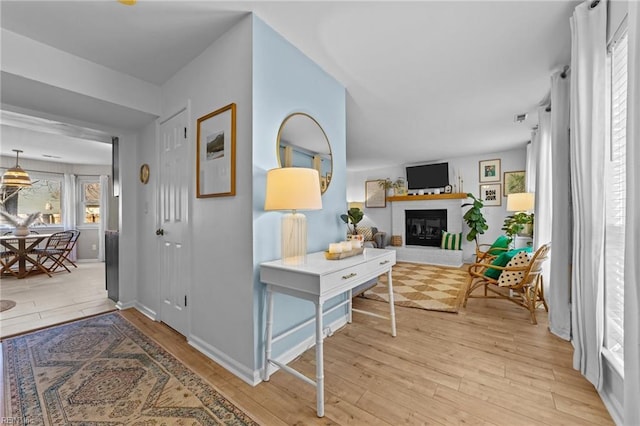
504, 170, 526, 196
196, 103, 236, 198
365, 180, 386, 208
479, 159, 501, 183
479, 184, 502, 206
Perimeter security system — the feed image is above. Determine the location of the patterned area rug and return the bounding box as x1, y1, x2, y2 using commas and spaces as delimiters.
0, 300, 16, 312
363, 262, 469, 313
3, 312, 257, 425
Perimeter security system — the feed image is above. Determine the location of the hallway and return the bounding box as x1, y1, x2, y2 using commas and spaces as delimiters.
0, 262, 115, 338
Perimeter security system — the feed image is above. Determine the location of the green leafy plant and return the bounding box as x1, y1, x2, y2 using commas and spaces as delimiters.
340, 207, 364, 234
502, 212, 534, 242
462, 193, 488, 243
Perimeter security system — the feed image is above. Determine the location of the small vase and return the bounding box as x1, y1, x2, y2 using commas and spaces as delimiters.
14, 226, 29, 237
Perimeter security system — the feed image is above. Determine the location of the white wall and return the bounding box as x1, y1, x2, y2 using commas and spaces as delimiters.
347, 146, 527, 260
1, 28, 160, 117
136, 15, 256, 378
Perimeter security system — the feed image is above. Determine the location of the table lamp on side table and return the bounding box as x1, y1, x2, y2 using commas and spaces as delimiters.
264, 168, 323, 265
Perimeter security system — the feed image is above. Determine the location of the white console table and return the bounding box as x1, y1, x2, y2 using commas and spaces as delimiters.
260, 248, 397, 417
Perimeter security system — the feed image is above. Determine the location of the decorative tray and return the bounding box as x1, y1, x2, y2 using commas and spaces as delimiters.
324, 247, 364, 260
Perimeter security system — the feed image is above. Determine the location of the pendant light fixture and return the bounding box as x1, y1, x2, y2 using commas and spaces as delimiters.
1, 149, 32, 188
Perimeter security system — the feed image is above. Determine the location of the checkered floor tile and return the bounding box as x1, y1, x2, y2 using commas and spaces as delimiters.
363, 262, 469, 313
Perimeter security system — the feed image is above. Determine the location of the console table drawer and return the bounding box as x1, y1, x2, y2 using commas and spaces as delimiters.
321, 263, 369, 292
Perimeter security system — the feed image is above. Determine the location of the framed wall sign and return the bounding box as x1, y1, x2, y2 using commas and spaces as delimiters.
504, 170, 526, 196
479, 184, 502, 206
196, 103, 236, 198
365, 180, 386, 208
479, 159, 501, 183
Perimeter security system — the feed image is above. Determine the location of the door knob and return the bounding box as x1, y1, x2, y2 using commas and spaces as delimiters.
155, 228, 164, 236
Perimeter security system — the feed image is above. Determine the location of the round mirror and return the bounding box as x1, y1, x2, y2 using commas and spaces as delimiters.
277, 113, 332, 194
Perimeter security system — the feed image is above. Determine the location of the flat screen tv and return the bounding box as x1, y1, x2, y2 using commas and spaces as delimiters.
406, 162, 449, 190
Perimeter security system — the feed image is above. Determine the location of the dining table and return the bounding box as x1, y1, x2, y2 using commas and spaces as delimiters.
0, 233, 53, 279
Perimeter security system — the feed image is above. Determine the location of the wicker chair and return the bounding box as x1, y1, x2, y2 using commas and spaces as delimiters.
463, 243, 551, 324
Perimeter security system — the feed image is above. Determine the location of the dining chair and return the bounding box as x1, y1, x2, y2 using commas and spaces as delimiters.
29, 231, 74, 275
50, 229, 81, 272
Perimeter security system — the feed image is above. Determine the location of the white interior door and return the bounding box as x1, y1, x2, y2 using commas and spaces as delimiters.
158, 109, 189, 335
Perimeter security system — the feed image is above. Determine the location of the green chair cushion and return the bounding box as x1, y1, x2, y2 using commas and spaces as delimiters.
484, 247, 533, 279
488, 235, 511, 255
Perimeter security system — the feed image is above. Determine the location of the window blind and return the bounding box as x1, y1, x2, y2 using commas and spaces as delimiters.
604, 31, 627, 366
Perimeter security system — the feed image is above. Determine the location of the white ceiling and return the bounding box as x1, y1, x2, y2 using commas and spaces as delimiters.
0, 1, 578, 170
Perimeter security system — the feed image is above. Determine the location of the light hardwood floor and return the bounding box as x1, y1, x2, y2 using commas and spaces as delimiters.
0, 262, 115, 338
117, 293, 613, 425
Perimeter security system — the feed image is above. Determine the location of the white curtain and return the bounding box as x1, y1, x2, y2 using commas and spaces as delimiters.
569, 0, 607, 389
548, 71, 572, 340
533, 107, 552, 297
62, 173, 77, 261
624, 1, 640, 423
525, 140, 536, 193
98, 175, 109, 262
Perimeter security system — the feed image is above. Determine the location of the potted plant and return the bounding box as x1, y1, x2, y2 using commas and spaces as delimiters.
502, 212, 534, 242
462, 193, 488, 243
340, 207, 364, 235
378, 178, 394, 196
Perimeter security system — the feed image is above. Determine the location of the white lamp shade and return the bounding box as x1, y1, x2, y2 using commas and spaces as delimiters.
264, 168, 322, 211
507, 192, 535, 212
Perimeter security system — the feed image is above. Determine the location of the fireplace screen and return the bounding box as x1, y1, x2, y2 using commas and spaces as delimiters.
405, 209, 447, 247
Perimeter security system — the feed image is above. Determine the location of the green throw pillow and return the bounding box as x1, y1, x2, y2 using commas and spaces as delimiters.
488, 235, 511, 255
441, 231, 462, 250
484, 247, 532, 279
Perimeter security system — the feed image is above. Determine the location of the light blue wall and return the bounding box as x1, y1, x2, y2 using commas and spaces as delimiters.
251, 15, 346, 370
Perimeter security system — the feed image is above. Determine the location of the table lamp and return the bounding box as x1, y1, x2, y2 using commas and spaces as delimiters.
264, 168, 322, 265
507, 192, 535, 213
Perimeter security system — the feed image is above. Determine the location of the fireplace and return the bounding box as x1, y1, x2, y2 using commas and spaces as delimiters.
405, 209, 447, 247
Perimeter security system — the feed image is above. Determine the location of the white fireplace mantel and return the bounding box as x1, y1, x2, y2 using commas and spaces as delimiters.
389, 194, 467, 266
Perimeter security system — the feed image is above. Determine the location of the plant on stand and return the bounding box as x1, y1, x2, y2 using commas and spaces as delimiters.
502, 212, 534, 244
462, 193, 488, 244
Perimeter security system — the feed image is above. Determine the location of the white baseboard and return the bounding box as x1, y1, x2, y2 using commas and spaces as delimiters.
599, 388, 623, 425
188, 335, 258, 386
134, 303, 157, 321
116, 300, 136, 310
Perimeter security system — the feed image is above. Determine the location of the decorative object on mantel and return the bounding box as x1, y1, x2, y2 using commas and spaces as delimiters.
0, 211, 41, 236
461, 193, 488, 244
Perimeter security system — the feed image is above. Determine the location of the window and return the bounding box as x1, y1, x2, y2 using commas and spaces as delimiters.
604, 30, 627, 370
79, 179, 101, 225
0, 171, 63, 226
